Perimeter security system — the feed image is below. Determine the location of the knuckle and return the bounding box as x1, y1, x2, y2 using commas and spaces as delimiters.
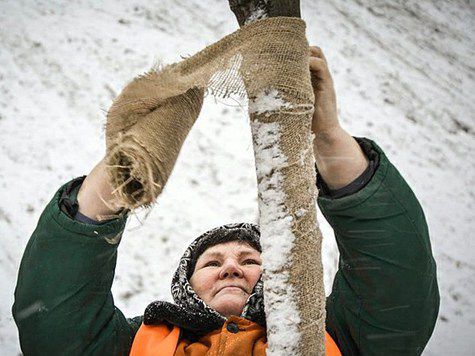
310, 57, 324, 65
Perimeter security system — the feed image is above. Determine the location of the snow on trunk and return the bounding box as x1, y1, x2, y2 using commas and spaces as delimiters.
251, 119, 301, 354
249, 89, 325, 355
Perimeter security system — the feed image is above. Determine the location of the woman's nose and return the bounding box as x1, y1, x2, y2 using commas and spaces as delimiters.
219, 259, 243, 279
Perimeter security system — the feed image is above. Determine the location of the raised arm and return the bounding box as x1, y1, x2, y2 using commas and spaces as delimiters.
13, 56, 202, 353
309, 46, 439, 355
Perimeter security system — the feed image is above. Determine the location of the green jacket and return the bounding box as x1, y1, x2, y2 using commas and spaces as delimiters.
13, 138, 439, 355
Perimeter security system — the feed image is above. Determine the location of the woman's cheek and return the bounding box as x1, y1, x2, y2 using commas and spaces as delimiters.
201, 271, 219, 296
249, 266, 262, 283
203, 275, 215, 290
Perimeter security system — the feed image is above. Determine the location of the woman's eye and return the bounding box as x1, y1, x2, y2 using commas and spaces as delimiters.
204, 261, 220, 267
243, 259, 260, 265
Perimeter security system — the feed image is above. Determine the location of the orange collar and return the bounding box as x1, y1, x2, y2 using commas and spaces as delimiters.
130, 317, 341, 356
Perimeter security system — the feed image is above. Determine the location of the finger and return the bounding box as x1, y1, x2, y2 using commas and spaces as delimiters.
309, 46, 327, 62
309, 57, 328, 76
309, 46, 325, 59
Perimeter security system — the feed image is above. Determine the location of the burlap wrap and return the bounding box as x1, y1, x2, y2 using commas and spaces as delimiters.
106, 17, 325, 355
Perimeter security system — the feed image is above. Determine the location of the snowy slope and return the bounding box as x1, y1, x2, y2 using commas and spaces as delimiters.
0, 0, 474, 354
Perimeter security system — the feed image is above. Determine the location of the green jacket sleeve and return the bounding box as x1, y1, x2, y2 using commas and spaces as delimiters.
12, 178, 141, 355
320, 138, 439, 356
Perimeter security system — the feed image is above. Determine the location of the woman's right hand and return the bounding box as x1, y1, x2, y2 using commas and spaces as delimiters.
77, 157, 124, 221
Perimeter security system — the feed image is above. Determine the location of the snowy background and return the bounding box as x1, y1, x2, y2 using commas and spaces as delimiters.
1, 0, 474, 354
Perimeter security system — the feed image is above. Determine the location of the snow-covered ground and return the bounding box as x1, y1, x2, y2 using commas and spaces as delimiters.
1, 0, 474, 354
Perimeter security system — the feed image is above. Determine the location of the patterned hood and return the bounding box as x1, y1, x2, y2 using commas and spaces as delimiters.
143, 223, 266, 340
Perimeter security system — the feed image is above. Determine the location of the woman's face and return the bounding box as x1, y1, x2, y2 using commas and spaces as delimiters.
190, 241, 262, 317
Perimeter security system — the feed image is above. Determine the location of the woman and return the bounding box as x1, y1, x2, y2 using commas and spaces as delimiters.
130, 222, 342, 355
13, 45, 439, 355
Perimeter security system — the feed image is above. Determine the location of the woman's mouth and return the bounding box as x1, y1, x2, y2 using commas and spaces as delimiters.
217, 286, 247, 295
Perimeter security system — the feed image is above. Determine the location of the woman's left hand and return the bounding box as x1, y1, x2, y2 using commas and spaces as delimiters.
309, 46, 340, 137
308, 45, 369, 190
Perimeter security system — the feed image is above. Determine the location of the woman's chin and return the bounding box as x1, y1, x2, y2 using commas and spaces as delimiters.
210, 294, 247, 316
